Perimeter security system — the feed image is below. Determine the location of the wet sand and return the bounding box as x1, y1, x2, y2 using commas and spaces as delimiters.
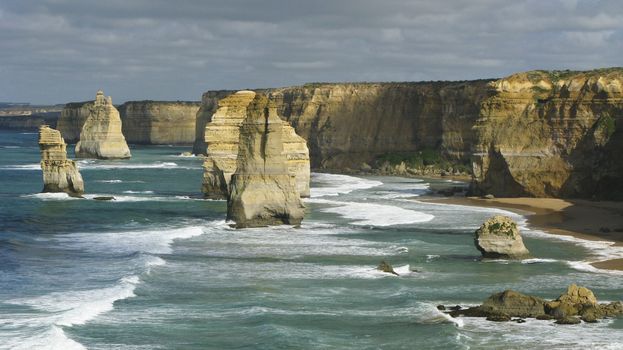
420, 196, 623, 271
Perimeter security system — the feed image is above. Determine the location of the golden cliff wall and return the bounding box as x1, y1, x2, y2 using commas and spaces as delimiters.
118, 101, 201, 144
472, 68, 623, 199
195, 68, 623, 200
193, 82, 491, 168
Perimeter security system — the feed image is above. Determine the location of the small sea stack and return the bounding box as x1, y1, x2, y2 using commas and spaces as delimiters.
474, 215, 530, 259
38, 125, 84, 196
227, 93, 305, 228
75, 90, 131, 159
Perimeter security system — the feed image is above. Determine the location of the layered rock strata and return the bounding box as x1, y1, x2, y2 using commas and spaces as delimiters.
38, 125, 84, 196
194, 68, 623, 200
201, 90, 310, 199
474, 215, 530, 259
227, 94, 305, 228
59, 100, 201, 144
75, 91, 131, 159
471, 68, 623, 199
118, 101, 200, 144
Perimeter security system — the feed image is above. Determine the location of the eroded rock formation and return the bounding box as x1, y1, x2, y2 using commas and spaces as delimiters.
474, 216, 530, 259
447, 284, 623, 324
227, 94, 305, 228
38, 125, 84, 196
75, 91, 131, 159
201, 90, 310, 199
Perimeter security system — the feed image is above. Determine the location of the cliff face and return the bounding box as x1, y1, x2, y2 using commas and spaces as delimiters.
118, 101, 200, 144
194, 69, 623, 199
57, 102, 91, 142
472, 69, 623, 199
192, 90, 239, 154
59, 100, 200, 144
195, 83, 491, 168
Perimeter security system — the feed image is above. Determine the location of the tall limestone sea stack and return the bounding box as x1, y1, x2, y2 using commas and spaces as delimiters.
75, 90, 131, 159
227, 94, 305, 228
38, 125, 84, 196
202, 90, 310, 199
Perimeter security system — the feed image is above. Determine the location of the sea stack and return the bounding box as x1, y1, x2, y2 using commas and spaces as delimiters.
75, 90, 131, 159
201, 90, 310, 199
474, 215, 530, 259
38, 125, 84, 196
227, 93, 305, 228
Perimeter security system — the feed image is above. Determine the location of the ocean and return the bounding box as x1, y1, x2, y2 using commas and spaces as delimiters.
1, 130, 622, 350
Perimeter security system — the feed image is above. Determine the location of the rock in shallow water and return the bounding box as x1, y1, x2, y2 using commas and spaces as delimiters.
377, 260, 399, 276
474, 215, 530, 259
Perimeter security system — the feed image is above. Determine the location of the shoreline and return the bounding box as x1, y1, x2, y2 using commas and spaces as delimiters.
419, 196, 623, 271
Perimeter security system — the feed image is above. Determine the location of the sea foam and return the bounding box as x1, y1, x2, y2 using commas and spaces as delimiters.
309, 198, 434, 226
310, 173, 383, 197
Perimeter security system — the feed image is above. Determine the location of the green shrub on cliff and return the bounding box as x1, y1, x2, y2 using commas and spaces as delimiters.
376, 149, 456, 168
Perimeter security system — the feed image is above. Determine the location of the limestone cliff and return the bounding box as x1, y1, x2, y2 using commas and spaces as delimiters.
75, 91, 131, 159
195, 69, 623, 200
57, 102, 92, 142
193, 90, 239, 154
227, 94, 305, 228
201, 90, 310, 199
118, 101, 200, 144
471, 68, 623, 199
60, 100, 201, 145
196, 82, 490, 169
38, 125, 84, 196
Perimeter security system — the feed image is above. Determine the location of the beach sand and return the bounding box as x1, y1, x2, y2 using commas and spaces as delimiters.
420, 196, 623, 271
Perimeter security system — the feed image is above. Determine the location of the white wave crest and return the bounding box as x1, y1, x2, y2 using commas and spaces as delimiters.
310, 173, 383, 197
309, 198, 434, 226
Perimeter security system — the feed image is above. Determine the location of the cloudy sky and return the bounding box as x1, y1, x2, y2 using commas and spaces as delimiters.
1, 0, 621, 104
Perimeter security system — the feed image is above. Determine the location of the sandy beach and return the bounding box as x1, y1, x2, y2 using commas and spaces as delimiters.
420, 196, 623, 271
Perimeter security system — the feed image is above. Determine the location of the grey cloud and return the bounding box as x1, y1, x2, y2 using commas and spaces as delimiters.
0, 0, 622, 104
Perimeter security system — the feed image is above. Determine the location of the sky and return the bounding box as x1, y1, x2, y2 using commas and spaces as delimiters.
1, 0, 622, 104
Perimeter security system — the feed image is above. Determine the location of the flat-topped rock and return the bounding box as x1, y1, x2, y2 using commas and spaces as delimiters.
38, 125, 84, 196
474, 215, 530, 259
75, 90, 131, 159
227, 93, 305, 228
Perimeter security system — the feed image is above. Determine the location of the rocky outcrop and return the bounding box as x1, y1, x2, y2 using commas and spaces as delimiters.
201, 90, 310, 199
38, 125, 84, 196
474, 216, 530, 259
227, 93, 305, 228
448, 285, 623, 324
472, 68, 623, 199
75, 91, 131, 159
118, 101, 200, 144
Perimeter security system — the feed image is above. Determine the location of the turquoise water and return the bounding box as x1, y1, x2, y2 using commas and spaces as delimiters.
1, 130, 622, 349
